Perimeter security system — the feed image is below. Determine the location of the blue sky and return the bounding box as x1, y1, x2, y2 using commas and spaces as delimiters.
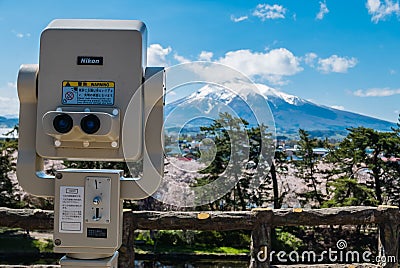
0, 0, 399, 122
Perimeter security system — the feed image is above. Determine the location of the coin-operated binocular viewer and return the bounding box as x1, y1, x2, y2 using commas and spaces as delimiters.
17, 19, 164, 267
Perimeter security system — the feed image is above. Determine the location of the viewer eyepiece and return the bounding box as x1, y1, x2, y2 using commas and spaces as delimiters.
53, 114, 73, 134
80, 114, 101, 134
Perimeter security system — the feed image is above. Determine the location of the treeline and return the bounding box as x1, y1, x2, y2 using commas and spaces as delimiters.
193, 112, 400, 211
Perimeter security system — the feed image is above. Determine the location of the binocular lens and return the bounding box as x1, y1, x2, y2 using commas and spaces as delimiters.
53, 114, 73, 134
81, 114, 101, 134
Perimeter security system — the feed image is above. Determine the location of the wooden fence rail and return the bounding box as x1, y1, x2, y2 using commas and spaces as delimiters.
0, 206, 398, 268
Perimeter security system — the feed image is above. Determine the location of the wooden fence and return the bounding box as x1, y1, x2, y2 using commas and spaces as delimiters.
0, 206, 398, 268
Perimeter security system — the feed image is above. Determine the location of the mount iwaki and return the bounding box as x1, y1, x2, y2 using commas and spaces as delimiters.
165, 84, 396, 138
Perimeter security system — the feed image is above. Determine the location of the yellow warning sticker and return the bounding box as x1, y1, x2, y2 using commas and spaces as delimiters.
62, 81, 115, 88
62, 81, 115, 105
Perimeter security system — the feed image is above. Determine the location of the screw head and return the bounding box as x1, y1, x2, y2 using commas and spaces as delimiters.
111, 141, 118, 148
54, 239, 61, 246
55, 173, 63, 180
54, 140, 62, 147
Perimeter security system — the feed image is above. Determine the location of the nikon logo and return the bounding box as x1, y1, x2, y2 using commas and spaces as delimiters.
77, 56, 103, 65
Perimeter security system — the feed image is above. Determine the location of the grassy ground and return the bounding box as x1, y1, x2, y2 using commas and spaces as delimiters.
0, 228, 249, 261
0, 228, 56, 265
0, 228, 53, 254
135, 244, 249, 255
134, 230, 251, 256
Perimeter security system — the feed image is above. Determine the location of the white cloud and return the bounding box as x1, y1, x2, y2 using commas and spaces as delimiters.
217, 48, 303, 85
7, 82, 16, 89
174, 53, 190, 64
230, 15, 248, 22
0, 83, 19, 116
198, 51, 213, 61
147, 44, 171, 66
353, 87, 400, 97
317, 55, 358, 73
253, 4, 286, 21
169, 48, 303, 86
305, 53, 358, 73
304, 52, 318, 67
367, 0, 381, 12
0, 96, 19, 115
366, 0, 400, 23
12, 30, 31, 38
316, 1, 329, 20
331, 105, 345, 110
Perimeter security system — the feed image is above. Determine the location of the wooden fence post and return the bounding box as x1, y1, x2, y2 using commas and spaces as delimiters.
119, 210, 135, 268
249, 222, 271, 268
378, 206, 399, 268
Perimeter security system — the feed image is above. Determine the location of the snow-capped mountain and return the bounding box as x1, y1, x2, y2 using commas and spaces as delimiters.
165, 83, 396, 137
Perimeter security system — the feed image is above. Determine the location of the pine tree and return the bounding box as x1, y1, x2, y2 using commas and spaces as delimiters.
196, 113, 276, 211
294, 129, 325, 207
269, 150, 289, 208
0, 127, 22, 208
385, 115, 400, 204
246, 124, 275, 208
326, 126, 400, 205
197, 112, 250, 210
322, 177, 378, 207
